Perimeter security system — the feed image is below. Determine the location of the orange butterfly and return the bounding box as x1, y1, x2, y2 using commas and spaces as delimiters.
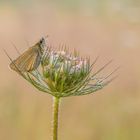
10, 38, 46, 72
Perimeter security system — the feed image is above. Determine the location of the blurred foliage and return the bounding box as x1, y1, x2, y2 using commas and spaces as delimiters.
0, 0, 139, 22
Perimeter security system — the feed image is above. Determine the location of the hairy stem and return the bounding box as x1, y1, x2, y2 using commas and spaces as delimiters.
52, 97, 60, 140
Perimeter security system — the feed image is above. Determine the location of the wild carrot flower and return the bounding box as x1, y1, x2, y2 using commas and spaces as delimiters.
5, 38, 118, 140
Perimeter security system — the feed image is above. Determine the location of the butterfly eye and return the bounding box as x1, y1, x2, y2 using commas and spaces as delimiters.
40, 39, 43, 44
40, 38, 46, 45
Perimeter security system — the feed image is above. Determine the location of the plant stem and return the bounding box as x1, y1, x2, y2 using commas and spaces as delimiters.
52, 97, 60, 140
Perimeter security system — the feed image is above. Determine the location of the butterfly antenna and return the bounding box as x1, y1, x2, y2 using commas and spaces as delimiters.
44, 35, 49, 39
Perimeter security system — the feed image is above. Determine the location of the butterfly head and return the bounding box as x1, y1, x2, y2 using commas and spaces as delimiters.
39, 37, 46, 54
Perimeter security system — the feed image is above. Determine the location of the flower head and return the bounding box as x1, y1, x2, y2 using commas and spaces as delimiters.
6, 43, 118, 98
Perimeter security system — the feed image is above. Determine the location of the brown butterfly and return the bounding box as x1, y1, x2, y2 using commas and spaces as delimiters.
10, 38, 46, 72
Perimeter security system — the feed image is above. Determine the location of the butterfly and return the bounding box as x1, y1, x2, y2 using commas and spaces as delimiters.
10, 38, 46, 72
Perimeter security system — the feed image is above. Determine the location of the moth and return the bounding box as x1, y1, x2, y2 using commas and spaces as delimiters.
10, 38, 46, 72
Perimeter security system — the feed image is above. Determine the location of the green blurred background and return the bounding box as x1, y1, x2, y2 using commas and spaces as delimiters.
0, 0, 140, 140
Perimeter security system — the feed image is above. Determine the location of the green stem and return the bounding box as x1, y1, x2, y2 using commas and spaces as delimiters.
52, 97, 60, 140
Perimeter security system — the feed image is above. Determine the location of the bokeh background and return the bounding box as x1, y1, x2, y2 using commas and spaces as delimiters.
0, 0, 140, 140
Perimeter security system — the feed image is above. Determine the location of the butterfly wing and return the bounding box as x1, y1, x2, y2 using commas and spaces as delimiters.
25, 51, 41, 71
10, 46, 41, 72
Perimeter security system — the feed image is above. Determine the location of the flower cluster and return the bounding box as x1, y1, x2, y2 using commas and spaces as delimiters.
6, 46, 117, 98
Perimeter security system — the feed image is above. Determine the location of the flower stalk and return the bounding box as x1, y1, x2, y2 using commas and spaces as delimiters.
5, 38, 118, 140
52, 97, 60, 140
